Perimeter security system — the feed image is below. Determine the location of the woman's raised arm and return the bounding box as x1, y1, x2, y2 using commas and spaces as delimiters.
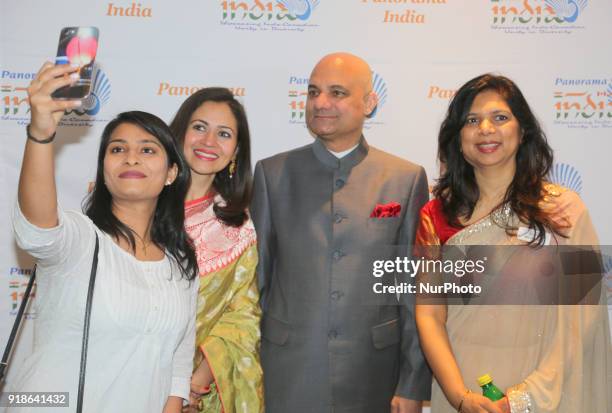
18, 62, 83, 227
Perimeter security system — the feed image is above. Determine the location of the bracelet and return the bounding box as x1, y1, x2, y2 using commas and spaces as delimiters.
457, 389, 471, 412
26, 124, 56, 144
507, 388, 533, 413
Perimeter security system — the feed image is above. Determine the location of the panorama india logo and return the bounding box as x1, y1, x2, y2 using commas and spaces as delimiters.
1, 67, 111, 126
553, 77, 612, 130
221, 0, 321, 32
368, 72, 388, 120
287, 71, 388, 127
490, 0, 588, 34
7, 266, 36, 318
548, 163, 582, 195
548, 164, 612, 304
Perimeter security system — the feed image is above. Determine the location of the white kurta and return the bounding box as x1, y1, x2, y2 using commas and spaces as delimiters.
7, 205, 198, 412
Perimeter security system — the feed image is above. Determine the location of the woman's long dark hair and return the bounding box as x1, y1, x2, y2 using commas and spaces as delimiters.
170, 87, 252, 227
84, 111, 197, 280
434, 74, 565, 246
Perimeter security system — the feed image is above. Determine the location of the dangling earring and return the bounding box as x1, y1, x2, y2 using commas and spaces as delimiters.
229, 159, 236, 179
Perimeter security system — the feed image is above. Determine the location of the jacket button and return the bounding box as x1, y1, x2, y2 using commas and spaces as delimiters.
332, 250, 343, 261
330, 290, 342, 300
335, 179, 345, 189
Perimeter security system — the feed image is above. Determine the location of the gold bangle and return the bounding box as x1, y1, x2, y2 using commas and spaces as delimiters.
457, 389, 471, 412
26, 124, 56, 144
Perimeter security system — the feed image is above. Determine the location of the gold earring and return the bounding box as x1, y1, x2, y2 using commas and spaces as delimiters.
229, 159, 236, 179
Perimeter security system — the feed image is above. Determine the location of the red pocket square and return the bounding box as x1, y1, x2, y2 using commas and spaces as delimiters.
370, 202, 401, 218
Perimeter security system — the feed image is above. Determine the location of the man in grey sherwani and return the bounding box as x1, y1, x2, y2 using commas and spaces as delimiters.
251, 52, 431, 413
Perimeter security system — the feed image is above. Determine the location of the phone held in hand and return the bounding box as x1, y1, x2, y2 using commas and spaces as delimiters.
51, 27, 99, 100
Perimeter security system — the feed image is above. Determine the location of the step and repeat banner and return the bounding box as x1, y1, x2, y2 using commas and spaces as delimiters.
1, 0, 611, 395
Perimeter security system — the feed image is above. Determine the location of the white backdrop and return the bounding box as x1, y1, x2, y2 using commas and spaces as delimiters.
1, 0, 611, 401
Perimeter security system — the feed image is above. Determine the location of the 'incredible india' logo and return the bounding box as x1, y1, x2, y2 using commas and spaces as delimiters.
490, 0, 588, 34
221, 0, 321, 32
553, 77, 612, 129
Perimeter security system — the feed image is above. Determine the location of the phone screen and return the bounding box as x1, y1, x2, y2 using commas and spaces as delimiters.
51, 27, 99, 100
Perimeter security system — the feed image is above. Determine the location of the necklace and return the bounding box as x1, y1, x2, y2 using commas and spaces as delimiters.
133, 232, 152, 256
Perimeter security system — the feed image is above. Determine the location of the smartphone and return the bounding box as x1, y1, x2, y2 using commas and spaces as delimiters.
51, 27, 99, 100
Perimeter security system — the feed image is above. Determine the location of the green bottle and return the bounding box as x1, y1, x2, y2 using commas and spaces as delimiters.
477, 374, 505, 401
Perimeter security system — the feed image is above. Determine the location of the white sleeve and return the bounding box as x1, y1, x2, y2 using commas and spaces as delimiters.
169, 276, 199, 400
13, 201, 95, 271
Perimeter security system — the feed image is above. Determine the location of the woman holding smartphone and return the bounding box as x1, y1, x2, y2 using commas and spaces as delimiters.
169, 88, 263, 413
10, 62, 198, 413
